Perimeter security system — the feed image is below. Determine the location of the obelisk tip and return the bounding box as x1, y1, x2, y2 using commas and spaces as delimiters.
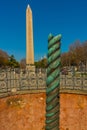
27, 4, 30, 8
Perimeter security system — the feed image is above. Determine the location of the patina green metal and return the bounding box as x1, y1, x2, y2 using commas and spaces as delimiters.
45, 33, 62, 130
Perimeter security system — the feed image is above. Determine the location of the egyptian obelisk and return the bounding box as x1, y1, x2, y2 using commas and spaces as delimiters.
26, 4, 34, 67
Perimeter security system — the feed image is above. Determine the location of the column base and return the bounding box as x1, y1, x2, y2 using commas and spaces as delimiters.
26, 64, 35, 71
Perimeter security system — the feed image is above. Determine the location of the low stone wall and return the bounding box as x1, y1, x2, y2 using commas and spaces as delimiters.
60, 93, 87, 130
0, 91, 87, 130
0, 93, 46, 130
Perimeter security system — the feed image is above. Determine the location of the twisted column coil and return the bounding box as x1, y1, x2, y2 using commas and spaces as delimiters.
46, 33, 62, 130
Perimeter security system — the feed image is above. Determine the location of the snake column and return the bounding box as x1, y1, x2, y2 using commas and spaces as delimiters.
45, 34, 62, 130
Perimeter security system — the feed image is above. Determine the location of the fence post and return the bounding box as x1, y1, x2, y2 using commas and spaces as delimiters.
45, 33, 62, 130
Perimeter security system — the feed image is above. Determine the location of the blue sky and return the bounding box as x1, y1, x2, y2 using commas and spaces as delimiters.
0, 0, 87, 61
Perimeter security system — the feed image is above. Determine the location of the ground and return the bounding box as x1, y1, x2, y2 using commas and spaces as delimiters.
0, 93, 46, 130
0, 92, 87, 130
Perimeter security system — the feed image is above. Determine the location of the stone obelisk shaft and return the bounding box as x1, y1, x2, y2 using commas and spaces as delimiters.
26, 5, 34, 65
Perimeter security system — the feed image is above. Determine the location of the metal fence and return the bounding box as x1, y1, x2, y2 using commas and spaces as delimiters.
0, 68, 87, 96
0, 69, 46, 94
60, 73, 87, 90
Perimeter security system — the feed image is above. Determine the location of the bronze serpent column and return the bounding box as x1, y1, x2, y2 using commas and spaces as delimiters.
45, 34, 62, 130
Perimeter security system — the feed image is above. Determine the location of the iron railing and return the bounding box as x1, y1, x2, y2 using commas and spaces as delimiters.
60, 73, 87, 90
0, 68, 87, 97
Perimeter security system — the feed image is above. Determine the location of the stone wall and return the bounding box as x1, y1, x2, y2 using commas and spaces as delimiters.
60, 93, 87, 130
0, 91, 87, 130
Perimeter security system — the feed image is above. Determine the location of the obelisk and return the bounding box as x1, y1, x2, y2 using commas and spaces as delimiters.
26, 4, 34, 67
